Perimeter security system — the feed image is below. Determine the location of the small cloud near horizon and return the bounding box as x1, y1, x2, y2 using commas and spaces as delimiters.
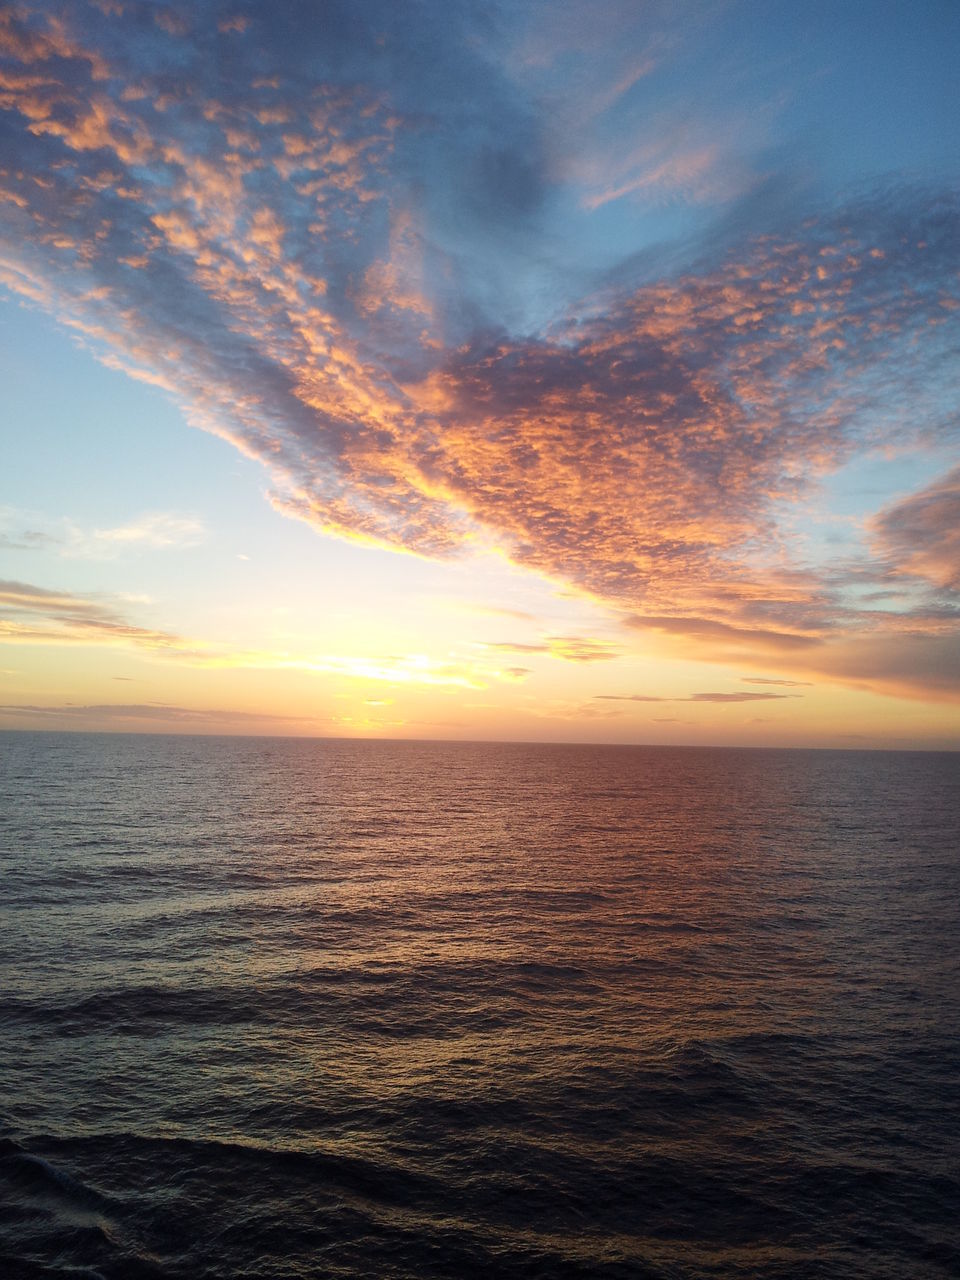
596, 690, 801, 704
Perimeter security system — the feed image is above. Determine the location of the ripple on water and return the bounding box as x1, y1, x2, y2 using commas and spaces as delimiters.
1, 734, 958, 1278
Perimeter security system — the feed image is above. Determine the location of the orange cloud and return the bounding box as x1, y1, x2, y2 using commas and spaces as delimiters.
871, 466, 960, 592
596, 690, 802, 703
0, 700, 329, 735
1, 4, 958, 709
0, 579, 206, 654
485, 635, 623, 662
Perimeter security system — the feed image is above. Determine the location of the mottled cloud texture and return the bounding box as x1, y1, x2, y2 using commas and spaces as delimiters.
1, 2, 959, 698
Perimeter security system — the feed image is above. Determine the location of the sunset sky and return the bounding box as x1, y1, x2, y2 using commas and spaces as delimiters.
1, 0, 959, 747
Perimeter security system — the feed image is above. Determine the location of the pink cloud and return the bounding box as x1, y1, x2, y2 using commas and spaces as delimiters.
0, 2, 958, 706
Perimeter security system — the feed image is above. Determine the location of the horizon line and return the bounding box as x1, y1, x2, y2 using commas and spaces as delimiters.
0, 726, 956, 755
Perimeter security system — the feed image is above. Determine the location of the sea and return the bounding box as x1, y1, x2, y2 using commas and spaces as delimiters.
0, 732, 958, 1279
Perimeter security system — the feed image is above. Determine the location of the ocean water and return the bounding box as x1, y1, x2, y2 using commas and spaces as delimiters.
0, 733, 958, 1280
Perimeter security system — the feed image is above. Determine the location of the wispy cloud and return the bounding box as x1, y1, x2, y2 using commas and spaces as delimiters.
284, 652, 495, 691
579, 138, 743, 211
742, 677, 814, 687
0, 529, 55, 551
871, 466, 960, 592
486, 635, 623, 662
596, 691, 802, 704
0, 578, 188, 651
0, 508, 58, 551
1, 509, 205, 558
0, 701, 319, 730
66, 512, 206, 557
0, 578, 529, 692
465, 604, 539, 623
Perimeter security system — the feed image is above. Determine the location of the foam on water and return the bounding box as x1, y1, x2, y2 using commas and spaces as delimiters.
1, 733, 958, 1278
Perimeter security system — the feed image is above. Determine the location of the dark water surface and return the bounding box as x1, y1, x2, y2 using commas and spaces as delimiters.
1, 733, 958, 1279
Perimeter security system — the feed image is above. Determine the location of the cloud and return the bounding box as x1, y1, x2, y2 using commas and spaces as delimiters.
289, 652, 495, 690
547, 635, 622, 662
689, 691, 799, 704
624, 600, 960, 702
486, 635, 623, 661
0, 3, 958, 704
625, 614, 819, 653
579, 139, 743, 211
507, 0, 750, 211
0, 510, 204, 558
742, 677, 813, 687
0, 508, 59, 550
467, 604, 538, 622
871, 466, 960, 592
86, 512, 204, 549
0, 578, 188, 651
797, 631, 960, 703
61, 512, 206, 558
0, 701, 318, 729
0, 579, 534, 692
0, 529, 55, 550
596, 690, 801, 704
486, 640, 548, 655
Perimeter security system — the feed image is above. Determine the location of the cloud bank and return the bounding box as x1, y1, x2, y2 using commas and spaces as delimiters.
1, 2, 958, 699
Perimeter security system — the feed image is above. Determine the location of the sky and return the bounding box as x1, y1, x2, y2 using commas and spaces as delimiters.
1, 0, 959, 748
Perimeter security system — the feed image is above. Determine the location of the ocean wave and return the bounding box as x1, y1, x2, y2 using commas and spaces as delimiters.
1, 735, 958, 1278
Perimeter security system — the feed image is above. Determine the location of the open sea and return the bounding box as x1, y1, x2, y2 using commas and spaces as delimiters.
0, 732, 958, 1279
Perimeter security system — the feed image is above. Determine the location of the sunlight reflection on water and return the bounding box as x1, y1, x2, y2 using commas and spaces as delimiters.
1, 734, 958, 1278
